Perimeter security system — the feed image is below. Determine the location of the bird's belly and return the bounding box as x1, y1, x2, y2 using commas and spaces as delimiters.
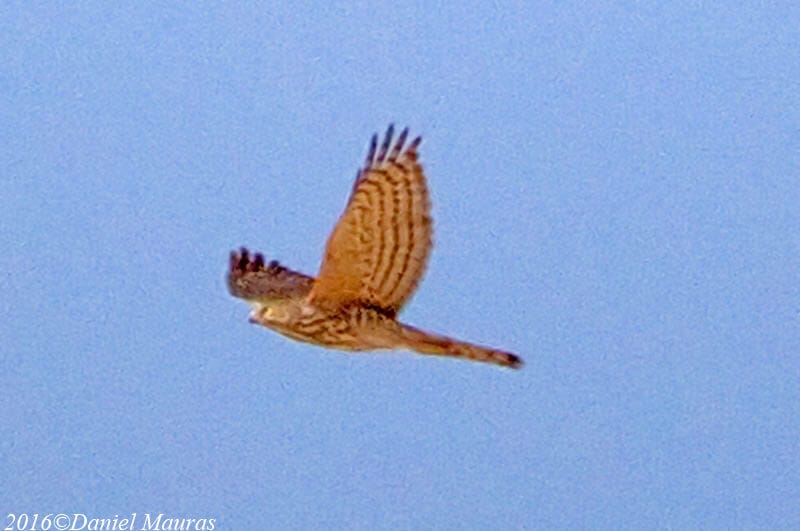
253, 303, 402, 352
266, 314, 364, 351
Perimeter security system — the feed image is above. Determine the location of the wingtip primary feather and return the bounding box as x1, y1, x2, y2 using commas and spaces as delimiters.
376, 124, 394, 162
389, 127, 409, 162
230, 247, 270, 275
366, 125, 421, 168
366, 134, 378, 167
408, 134, 422, 153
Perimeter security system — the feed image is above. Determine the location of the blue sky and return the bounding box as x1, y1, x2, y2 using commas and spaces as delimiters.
2, 2, 799, 529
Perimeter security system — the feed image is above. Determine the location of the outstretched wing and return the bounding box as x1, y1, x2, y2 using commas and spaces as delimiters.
308, 125, 433, 316
228, 248, 314, 302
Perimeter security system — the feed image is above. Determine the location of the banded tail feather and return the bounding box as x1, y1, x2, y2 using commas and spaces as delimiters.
399, 324, 522, 369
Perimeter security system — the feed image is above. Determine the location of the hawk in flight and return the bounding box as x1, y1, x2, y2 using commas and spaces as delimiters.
228, 125, 522, 369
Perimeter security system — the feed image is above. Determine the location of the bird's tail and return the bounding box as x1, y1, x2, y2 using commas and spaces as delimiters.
398, 324, 523, 369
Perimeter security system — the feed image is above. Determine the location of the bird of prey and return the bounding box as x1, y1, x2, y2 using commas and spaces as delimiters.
228, 125, 522, 369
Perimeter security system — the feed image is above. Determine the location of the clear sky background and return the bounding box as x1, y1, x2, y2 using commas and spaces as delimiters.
2, 2, 798, 529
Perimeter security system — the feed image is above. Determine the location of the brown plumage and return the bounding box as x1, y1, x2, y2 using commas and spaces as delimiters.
227, 125, 522, 369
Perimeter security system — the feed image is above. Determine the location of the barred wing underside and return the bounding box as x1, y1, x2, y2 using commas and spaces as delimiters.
309, 126, 433, 316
